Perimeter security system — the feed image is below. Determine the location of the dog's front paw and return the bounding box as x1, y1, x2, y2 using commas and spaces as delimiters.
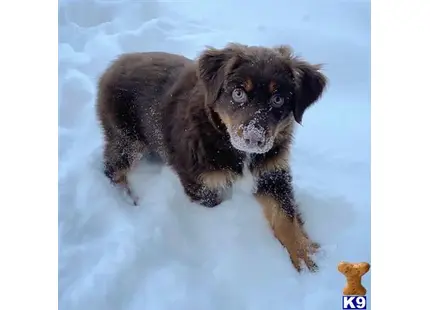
192, 192, 223, 208
199, 196, 222, 208
289, 237, 320, 272
186, 186, 223, 208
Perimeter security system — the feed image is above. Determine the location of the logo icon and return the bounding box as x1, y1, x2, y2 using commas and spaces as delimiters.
338, 261, 370, 309
342, 296, 367, 309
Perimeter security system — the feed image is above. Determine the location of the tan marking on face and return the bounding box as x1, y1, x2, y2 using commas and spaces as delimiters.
243, 78, 253, 92
217, 112, 233, 130
198, 170, 239, 190
269, 80, 277, 93
217, 110, 247, 135
255, 194, 320, 272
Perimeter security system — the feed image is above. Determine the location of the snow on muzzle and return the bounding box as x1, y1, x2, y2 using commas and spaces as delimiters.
229, 118, 275, 154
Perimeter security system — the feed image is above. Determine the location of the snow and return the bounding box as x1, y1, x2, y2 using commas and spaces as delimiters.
58, 0, 370, 309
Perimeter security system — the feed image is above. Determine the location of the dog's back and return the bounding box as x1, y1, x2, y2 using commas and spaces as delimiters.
96, 52, 193, 147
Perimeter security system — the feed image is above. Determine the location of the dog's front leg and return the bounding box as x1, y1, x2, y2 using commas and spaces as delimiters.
178, 169, 236, 208
253, 169, 320, 272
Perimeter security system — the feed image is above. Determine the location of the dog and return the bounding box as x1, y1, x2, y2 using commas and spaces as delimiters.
96, 43, 327, 272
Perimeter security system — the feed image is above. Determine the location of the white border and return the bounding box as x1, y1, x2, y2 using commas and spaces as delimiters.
2, 0, 430, 309
0, 0, 58, 309
372, 0, 430, 309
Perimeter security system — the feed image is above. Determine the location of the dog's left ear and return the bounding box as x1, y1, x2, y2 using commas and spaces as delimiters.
292, 61, 327, 124
197, 44, 242, 106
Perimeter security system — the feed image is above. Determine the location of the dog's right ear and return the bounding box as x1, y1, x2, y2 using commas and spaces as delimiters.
197, 45, 239, 105
292, 61, 327, 124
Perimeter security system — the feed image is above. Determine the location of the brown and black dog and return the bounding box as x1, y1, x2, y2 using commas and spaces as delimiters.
96, 43, 327, 272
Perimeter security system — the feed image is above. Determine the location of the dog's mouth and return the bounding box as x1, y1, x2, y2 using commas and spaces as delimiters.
227, 123, 274, 154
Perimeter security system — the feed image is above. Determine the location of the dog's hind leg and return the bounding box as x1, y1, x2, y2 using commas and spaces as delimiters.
102, 128, 145, 205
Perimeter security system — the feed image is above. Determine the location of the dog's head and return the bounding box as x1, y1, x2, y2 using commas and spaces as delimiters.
197, 43, 327, 154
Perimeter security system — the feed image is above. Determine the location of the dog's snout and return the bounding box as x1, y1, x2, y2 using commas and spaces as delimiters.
243, 128, 265, 148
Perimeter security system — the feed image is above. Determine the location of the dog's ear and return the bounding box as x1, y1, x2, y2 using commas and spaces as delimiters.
197, 44, 242, 105
292, 60, 327, 124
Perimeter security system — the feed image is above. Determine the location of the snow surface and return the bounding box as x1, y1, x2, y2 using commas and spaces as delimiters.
58, 0, 371, 309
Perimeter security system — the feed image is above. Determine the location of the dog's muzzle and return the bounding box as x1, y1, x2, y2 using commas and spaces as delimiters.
230, 122, 274, 154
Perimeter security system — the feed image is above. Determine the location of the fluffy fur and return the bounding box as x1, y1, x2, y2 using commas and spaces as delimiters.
96, 43, 327, 272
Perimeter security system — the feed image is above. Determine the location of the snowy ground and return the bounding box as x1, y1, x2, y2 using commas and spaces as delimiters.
58, 0, 371, 309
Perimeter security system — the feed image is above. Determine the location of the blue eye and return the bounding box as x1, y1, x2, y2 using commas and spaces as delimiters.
270, 94, 284, 107
232, 88, 247, 103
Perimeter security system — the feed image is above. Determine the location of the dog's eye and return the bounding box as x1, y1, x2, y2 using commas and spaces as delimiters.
232, 88, 247, 103
270, 94, 284, 108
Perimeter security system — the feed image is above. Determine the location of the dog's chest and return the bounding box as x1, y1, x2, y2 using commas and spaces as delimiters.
243, 154, 252, 169
229, 153, 256, 193
241, 153, 255, 178
203, 140, 241, 170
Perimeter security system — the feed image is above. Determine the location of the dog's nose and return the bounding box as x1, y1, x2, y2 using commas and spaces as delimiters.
243, 129, 265, 148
